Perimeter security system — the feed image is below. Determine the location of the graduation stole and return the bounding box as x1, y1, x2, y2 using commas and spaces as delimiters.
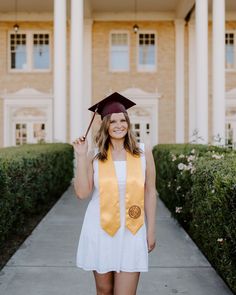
98, 145, 144, 237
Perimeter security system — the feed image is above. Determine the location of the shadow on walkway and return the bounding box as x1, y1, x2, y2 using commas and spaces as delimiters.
0, 186, 233, 295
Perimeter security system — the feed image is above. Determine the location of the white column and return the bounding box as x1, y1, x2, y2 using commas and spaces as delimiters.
212, 0, 225, 145
175, 19, 185, 143
53, 0, 67, 142
195, 0, 208, 143
70, 0, 84, 142
83, 19, 93, 146
188, 22, 196, 142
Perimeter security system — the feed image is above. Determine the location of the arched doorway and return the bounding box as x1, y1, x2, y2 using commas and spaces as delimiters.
226, 87, 236, 148
121, 88, 160, 146
12, 107, 47, 145
2, 88, 53, 147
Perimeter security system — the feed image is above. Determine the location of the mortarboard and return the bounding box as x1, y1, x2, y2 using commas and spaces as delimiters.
83, 92, 136, 139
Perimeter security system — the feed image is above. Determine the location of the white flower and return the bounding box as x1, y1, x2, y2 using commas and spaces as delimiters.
186, 163, 193, 170
217, 238, 224, 243
175, 206, 183, 213
171, 154, 177, 161
179, 154, 185, 158
178, 163, 186, 170
176, 186, 181, 191
187, 155, 195, 162
191, 149, 195, 154
167, 182, 171, 188
212, 154, 224, 159
212, 189, 215, 193
190, 167, 196, 174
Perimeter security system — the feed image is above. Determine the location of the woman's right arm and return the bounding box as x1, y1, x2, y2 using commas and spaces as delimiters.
73, 137, 94, 199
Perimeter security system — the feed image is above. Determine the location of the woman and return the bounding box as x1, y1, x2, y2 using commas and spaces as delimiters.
73, 92, 156, 295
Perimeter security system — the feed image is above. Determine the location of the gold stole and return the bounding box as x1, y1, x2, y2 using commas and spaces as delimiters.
98, 145, 144, 236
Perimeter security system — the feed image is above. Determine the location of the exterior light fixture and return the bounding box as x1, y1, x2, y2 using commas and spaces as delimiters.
14, 24, 19, 33
133, 24, 139, 34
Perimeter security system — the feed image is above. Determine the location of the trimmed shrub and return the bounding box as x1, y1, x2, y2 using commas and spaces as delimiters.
153, 144, 236, 293
0, 143, 74, 244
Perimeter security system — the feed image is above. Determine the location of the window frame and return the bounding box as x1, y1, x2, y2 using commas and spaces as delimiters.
8, 30, 52, 73
109, 30, 130, 73
136, 30, 157, 72
225, 30, 236, 72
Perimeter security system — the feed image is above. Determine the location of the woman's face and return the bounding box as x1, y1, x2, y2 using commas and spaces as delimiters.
108, 112, 128, 139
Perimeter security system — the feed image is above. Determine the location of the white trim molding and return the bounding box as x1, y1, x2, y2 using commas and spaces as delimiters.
1, 88, 53, 147
121, 88, 161, 146
93, 12, 176, 21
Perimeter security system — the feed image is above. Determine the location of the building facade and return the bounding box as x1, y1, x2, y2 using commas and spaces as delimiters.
0, 0, 236, 148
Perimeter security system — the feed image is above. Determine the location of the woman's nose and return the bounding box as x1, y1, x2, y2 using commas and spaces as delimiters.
115, 121, 122, 128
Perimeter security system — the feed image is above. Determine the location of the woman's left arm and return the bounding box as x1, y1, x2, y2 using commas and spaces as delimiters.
144, 142, 157, 253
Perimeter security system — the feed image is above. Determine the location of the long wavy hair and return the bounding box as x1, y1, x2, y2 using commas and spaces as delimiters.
95, 112, 142, 161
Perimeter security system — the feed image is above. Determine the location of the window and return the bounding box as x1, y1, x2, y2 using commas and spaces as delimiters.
10, 34, 27, 70
110, 32, 129, 71
15, 122, 46, 146
33, 34, 50, 69
132, 123, 141, 142
138, 33, 156, 71
15, 123, 27, 145
9, 31, 51, 72
225, 32, 235, 70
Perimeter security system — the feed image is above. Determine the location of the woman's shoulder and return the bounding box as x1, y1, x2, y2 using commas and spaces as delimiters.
140, 139, 153, 157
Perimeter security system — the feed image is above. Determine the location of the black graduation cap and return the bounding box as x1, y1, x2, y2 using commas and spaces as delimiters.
83, 92, 136, 139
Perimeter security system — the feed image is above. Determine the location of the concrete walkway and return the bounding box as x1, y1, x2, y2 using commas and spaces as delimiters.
0, 186, 233, 295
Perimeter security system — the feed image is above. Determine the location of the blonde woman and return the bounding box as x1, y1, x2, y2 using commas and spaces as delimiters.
73, 92, 156, 295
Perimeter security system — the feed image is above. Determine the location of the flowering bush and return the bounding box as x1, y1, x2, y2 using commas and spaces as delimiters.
153, 144, 235, 293
190, 154, 236, 291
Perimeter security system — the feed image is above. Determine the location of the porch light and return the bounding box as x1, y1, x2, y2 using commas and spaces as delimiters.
133, 24, 139, 34
14, 24, 19, 33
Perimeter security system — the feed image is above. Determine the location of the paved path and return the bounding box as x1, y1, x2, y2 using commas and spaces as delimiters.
0, 186, 233, 295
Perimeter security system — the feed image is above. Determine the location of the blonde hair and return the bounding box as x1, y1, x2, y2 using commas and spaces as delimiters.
95, 112, 142, 161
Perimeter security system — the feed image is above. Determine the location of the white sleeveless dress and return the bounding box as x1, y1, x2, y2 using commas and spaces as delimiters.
76, 143, 148, 273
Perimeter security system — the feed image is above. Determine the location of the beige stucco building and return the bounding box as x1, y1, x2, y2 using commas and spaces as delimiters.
0, 0, 236, 148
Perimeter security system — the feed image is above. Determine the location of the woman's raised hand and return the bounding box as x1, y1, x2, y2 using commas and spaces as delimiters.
72, 136, 88, 156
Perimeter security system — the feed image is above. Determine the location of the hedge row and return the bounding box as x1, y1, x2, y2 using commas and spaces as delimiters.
153, 144, 236, 293
0, 143, 74, 245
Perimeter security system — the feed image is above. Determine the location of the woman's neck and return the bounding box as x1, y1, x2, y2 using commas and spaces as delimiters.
110, 139, 125, 151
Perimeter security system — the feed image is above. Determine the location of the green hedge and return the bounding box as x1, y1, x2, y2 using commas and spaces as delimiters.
153, 144, 236, 293
0, 143, 74, 244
